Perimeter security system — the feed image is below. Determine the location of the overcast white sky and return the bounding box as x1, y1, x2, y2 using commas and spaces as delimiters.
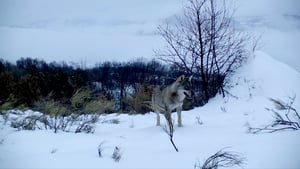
0, 0, 299, 70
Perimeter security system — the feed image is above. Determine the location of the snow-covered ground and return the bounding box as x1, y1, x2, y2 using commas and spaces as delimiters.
1, 0, 300, 168
1, 51, 300, 168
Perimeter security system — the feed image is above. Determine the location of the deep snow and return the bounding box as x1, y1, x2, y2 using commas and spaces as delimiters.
1, 51, 300, 169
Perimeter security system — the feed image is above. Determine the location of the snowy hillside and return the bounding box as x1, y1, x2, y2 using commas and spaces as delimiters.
1, 51, 300, 168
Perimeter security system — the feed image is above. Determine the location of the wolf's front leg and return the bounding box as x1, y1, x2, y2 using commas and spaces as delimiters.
177, 106, 183, 127
156, 112, 160, 126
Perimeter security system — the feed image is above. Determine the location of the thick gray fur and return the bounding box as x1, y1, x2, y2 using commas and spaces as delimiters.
151, 75, 192, 127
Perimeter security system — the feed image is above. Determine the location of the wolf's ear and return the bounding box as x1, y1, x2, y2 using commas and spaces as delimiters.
188, 76, 192, 82
175, 75, 185, 83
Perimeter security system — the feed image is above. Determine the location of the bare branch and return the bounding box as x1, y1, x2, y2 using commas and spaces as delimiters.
145, 101, 179, 152
194, 148, 245, 169
162, 111, 179, 152
248, 96, 300, 134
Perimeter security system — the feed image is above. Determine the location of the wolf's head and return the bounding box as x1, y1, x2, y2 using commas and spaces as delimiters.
175, 75, 193, 100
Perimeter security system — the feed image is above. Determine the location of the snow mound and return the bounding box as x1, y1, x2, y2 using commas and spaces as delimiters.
232, 51, 300, 99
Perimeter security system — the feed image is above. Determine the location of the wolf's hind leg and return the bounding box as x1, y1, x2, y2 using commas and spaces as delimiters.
177, 106, 183, 127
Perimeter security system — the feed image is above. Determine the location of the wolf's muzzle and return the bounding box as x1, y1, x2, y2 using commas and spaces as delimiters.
184, 91, 192, 100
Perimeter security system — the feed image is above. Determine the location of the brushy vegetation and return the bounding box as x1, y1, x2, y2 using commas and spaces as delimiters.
248, 95, 300, 133
2, 88, 116, 133
123, 84, 153, 114
70, 88, 115, 114
194, 148, 245, 169
0, 56, 228, 114
111, 146, 122, 162
4, 109, 99, 134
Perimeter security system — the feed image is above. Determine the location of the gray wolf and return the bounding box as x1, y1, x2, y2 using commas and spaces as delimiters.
151, 75, 192, 127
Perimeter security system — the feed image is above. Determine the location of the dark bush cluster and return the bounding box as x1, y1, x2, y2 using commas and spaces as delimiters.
0, 57, 226, 113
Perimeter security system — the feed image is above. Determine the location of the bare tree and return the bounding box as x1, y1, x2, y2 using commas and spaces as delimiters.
157, 0, 248, 103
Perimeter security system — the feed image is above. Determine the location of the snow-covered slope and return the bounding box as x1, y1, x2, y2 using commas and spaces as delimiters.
0, 51, 300, 168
